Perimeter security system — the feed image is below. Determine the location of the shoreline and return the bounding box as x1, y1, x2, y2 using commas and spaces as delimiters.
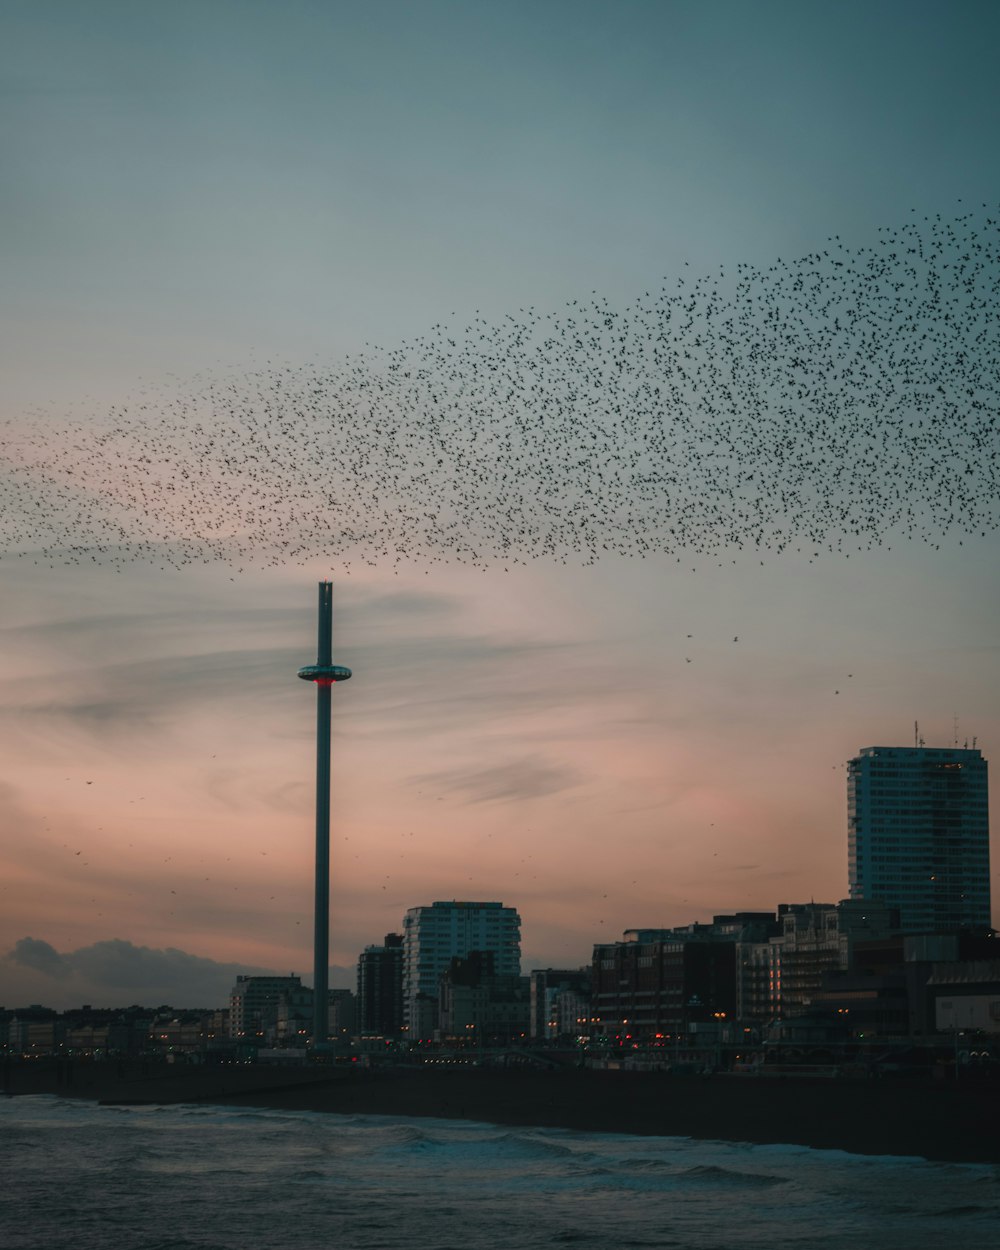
4, 1061, 997, 1163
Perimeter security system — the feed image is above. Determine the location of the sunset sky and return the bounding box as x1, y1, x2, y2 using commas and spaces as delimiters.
2, 0, 998, 1010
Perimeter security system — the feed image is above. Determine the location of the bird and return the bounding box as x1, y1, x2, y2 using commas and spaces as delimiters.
1, 204, 996, 576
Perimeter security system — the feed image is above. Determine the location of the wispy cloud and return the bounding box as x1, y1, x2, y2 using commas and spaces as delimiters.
412, 755, 582, 804
0, 585, 619, 749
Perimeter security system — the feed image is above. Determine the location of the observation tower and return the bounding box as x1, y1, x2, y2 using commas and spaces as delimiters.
297, 581, 352, 1047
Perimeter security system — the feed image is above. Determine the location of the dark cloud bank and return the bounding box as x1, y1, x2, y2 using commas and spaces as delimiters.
4, 937, 354, 1009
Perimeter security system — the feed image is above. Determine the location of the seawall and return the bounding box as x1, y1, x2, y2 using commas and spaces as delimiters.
4, 1060, 997, 1163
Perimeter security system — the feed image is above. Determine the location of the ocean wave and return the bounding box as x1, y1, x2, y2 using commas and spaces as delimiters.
485, 1131, 578, 1159
614, 1156, 674, 1172
679, 1164, 787, 1188
3, 1099, 993, 1250
141, 1241, 236, 1250
746, 1140, 933, 1165
358, 1121, 445, 1152
926, 1204, 998, 1218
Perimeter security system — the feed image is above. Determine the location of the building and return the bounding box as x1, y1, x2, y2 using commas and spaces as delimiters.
229, 975, 303, 1040
275, 983, 316, 1044
709, 913, 781, 1025
437, 952, 531, 1044
230, 976, 354, 1045
590, 907, 900, 1037
529, 968, 592, 1039
777, 929, 1000, 1040
591, 924, 739, 1040
357, 933, 404, 1036
903, 931, 999, 1034
60, 1006, 153, 1056
7, 1006, 64, 1055
327, 988, 356, 1039
402, 901, 521, 1032
847, 745, 990, 932
149, 1012, 208, 1054
769, 900, 898, 1018
927, 960, 1000, 1035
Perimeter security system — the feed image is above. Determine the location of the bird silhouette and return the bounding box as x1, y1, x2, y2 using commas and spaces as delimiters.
1, 204, 996, 572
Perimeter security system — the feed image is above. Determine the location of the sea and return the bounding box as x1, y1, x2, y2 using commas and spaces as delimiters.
1, 1096, 997, 1250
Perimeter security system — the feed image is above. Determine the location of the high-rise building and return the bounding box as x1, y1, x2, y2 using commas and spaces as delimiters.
357, 933, 404, 1035
402, 900, 521, 1031
848, 745, 990, 932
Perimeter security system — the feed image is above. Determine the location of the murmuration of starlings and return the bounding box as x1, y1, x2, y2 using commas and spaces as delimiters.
2, 206, 998, 572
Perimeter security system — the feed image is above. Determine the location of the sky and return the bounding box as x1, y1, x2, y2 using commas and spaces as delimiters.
2, 0, 999, 1010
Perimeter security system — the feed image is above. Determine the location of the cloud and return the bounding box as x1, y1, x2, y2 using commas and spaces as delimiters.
1, 647, 299, 731
412, 755, 582, 804
2, 936, 355, 1009
0, 587, 454, 651
7, 937, 70, 979
0, 578, 548, 745
0, 592, 606, 753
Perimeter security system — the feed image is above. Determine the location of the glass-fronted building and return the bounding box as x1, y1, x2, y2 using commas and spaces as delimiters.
848, 746, 990, 932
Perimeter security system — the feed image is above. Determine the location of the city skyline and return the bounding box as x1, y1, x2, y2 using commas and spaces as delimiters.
3, 726, 992, 1012
2, 1, 999, 1010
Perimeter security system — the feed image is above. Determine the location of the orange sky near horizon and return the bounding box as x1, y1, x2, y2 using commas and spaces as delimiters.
2, 1, 999, 1009
1, 544, 996, 1009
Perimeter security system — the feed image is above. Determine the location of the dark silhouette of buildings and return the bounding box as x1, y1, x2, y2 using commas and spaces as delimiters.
529, 968, 592, 1039
437, 951, 530, 1044
357, 933, 404, 1036
592, 919, 749, 1038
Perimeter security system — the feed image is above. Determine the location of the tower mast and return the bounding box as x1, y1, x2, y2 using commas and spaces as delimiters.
297, 581, 352, 1047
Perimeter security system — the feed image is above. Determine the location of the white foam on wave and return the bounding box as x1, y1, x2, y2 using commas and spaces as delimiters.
3, 1097, 994, 1250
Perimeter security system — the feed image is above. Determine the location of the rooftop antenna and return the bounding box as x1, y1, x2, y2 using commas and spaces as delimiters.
914, 720, 919, 747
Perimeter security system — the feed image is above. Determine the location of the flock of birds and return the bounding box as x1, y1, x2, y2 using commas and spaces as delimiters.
2, 206, 998, 571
